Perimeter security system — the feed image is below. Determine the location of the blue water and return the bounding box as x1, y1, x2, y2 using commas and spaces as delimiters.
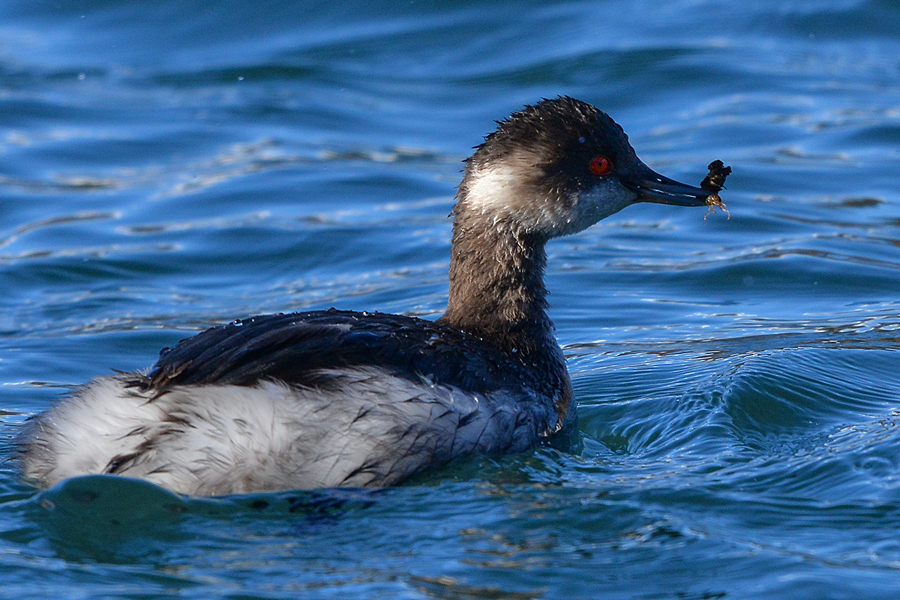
1, 0, 899, 597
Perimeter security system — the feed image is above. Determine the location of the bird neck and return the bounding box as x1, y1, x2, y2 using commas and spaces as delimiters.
438, 209, 555, 359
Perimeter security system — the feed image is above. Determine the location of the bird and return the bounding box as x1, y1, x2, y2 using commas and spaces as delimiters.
19, 97, 720, 496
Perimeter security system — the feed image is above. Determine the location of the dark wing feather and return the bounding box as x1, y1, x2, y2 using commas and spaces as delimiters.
140, 309, 519, 395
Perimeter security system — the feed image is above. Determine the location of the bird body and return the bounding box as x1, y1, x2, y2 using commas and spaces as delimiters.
19, 98, 718, 495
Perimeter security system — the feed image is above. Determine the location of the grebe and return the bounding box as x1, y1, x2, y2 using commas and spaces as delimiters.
20, 97, 719, 495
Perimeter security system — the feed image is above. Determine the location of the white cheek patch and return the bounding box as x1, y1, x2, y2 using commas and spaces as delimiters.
460, 157, 638, 237
464, 165, 524, 216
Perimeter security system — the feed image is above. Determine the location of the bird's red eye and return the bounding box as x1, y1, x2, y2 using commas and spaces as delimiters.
589, 156, 611, 176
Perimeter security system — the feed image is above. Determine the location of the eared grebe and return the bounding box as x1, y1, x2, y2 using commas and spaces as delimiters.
20, 97, 722, 496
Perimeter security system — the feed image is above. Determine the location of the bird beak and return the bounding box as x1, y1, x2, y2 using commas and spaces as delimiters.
622, 164, 710, 207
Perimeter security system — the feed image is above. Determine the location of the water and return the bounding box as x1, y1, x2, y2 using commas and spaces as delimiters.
1, 0, 899, 597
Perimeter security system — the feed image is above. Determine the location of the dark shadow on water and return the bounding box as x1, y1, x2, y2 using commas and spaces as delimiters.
15, 474, 384, 563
